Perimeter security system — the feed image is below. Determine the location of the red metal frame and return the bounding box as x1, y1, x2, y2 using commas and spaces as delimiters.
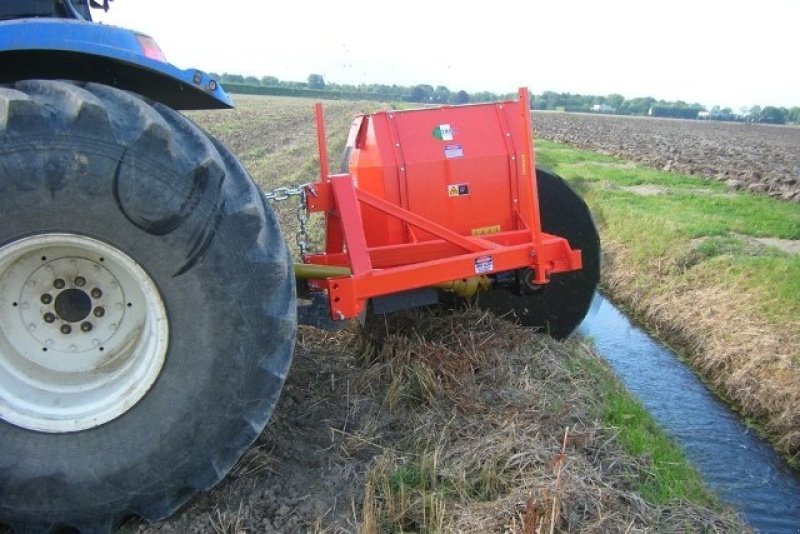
305, 89, 582, 319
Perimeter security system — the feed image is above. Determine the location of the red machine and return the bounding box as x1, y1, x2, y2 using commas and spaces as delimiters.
299, 88, 599, 339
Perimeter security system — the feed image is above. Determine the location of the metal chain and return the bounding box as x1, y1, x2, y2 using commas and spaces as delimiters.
263, 184, 310, 259
263, 185, 307, 202
295, 189, 309, 259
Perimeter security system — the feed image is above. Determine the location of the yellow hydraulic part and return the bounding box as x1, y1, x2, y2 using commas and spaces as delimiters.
293, 263, 490, 298
294, 263, 351, 279
437, 276, 491, 298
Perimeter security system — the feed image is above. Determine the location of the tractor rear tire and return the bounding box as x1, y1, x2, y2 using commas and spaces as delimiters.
0, 81, 296, 532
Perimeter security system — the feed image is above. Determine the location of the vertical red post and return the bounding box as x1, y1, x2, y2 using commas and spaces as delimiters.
517, 87, 547, 284
314, 103, 330, 181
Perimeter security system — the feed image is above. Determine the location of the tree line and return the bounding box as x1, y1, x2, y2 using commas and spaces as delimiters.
210, 72, 800, 125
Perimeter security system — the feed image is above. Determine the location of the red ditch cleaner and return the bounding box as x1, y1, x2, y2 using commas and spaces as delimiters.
298, 88, 599, 339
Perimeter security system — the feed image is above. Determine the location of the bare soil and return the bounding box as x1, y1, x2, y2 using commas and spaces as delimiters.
533, 112, 800, 201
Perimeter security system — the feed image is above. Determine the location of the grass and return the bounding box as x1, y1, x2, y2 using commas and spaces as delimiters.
566, 347, 715, 508
535, 139, 800, 463
579, 355, 713, 505
355, 308, 739, 532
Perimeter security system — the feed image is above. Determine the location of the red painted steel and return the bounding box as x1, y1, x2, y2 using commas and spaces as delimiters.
305, 88, 583, 319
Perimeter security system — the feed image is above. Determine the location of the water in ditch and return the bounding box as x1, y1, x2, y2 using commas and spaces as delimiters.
578, 294, 800, 533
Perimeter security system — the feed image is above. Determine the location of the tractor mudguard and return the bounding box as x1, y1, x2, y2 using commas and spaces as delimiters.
0, 18, 232, 110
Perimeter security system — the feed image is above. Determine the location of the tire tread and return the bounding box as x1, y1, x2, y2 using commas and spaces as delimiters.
0, 80, 295, 532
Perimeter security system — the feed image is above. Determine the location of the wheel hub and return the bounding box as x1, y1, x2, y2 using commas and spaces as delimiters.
0, 234, 169, 432
54, 288, 92, 323
17, 256, 128, 355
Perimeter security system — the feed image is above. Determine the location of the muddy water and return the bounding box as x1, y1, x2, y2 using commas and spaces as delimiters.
579, 295, 800, 533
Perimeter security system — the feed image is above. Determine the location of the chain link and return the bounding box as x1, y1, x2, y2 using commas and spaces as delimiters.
263, 185, 307, 202
264, 184, 311, 259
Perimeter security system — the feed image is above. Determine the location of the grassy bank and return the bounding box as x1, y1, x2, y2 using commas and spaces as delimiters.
534, 139, 800, 465
354, 309, 741, 532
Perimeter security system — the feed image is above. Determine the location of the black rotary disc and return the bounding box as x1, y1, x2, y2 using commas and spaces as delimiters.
474, 167, 600, 339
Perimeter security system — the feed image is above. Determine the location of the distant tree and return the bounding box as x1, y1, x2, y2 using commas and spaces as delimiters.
368, 84, 392, 97
471, 91, 500, 103
749, 105, 762, 122
261, 75, 280, 86
788, 107, 800, 124
605, 93, 625, 109
621, 97, 655, 115
244, 75, 260, 85
410, 84, 434, 102
221, 73, 244, 84
307, 74, 326, 90
649, 105, 701, 119
455, 90, 470, 104
759, 106, 786, 124
209, 72, 220, 80
434, 85, 451, 103
536, 90, 559, 109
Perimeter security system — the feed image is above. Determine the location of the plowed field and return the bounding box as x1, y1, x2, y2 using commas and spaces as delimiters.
533, 112, 800, 201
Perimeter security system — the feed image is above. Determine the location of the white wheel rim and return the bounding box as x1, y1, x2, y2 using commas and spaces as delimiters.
0, 234, 168, 432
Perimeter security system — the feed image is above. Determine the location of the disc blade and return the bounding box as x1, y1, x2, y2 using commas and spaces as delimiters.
475, 167, 600, 339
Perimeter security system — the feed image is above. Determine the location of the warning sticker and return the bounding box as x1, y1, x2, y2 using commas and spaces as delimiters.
432, 124, 454, 141
444, 144, 464, 159
471, 224, 501, 236
447, 183, 470, 197
474, 255, 494, 274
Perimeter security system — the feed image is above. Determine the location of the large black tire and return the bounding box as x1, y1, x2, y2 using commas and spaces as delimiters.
0, 81, 296, 532
472, 167, 600, 339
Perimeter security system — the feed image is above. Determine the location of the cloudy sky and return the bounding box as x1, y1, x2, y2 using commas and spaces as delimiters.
96, 0, 799, 110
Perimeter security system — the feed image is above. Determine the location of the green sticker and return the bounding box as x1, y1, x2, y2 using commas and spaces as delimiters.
432, 124, 454, 141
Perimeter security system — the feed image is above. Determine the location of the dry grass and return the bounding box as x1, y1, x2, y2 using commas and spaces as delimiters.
186, 95, 372, 191
349, 307, 747, 533
602, 238, 800, 461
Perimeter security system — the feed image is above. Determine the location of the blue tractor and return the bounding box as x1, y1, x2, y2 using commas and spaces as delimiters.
0, 2, 296, 531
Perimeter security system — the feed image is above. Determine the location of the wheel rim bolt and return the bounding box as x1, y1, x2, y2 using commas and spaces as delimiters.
74, 276, 86, 287
80, 322, 93, 333
54, 279, 65, 289
41, 294, 53, 305
43, 313, 56, 324
94, 307, 105, 318
91, 288, 102, 299
60, 324, 72, 335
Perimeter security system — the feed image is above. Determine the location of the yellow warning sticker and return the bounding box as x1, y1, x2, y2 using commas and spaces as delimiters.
471, 225, 502, 236
447, 183, 470, 197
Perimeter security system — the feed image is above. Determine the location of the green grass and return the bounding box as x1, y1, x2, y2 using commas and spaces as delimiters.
571, 352, 717, 506
535, 139, 800, 330
605, 391, 713, 504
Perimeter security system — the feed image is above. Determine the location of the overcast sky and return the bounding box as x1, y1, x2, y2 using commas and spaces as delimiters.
96, 0, 798, 110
